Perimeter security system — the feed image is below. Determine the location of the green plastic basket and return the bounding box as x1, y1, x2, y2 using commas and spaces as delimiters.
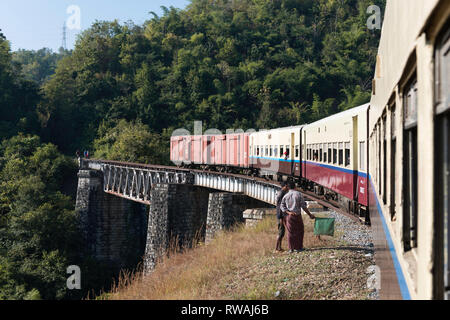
313, 217, 335, 236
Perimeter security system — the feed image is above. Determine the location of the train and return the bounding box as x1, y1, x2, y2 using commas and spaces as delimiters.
170, 0, 449, 300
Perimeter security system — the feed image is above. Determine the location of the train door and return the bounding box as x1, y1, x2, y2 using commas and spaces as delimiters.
299, 128, 303, 179
205, 136, 212, 165
290, 132, 295, 175
185, 137, 191, 164
237, 134, 241, 167
352, 116, 359, 201
303, 131, 307, 178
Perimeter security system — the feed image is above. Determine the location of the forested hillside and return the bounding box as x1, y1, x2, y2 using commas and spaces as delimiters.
0, 0, 384, 299
39, 0, 384, 159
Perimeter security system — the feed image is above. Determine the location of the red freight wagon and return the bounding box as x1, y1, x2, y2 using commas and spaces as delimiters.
170, 136, 179, 164
226, 133, 249, 168
170, 135, 190, 165
202, 135, 214, 165
190, 135, 203, 164
213, 135, 227, 166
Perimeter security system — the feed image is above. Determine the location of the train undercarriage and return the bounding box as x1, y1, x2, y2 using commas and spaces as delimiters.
180, 162, 369, 225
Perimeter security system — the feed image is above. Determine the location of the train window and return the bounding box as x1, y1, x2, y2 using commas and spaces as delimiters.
270, 146, 273, 157
333, 143, 337, 164
280, 146, 284, 158
338, 143, 343, 166
274, 147, 278, 158
256, 147, 260, 156
436, 112, 450, 300
295, 145, 299, 158
319, 146, 323, 162
328, 144, 332, 164
345, 142, 350, 167
383, 114, 387, 205
378, 122, 382, 195
435, 29, 450, 115
403, 76, 418, 251
264, 146, 268, 156
360, 142, 365, 171
285, 146, 290, 158
324, 151, 327, 163
391, 104, 397, 220
435, 25, 450, 300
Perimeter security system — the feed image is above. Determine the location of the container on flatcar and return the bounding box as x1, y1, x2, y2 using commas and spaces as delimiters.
226, 132, 249, 168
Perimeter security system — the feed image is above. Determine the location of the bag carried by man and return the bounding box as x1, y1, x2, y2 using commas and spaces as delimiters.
313, 217, 335, 236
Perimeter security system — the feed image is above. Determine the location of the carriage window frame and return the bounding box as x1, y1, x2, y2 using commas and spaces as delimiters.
403, 73, 419, 252
434, 24, 450, 300
338, 142, 344, 166
383, 113, 388, 205
328, 144, 332, 164
435, 25, 450, 116
378, 121, 382, 194
344, 142, 351, 167
333, 143, 337, 164
390, 103, 397, 221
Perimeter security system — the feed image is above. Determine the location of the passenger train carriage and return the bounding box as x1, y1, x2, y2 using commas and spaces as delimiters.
249, 126, 304, 178
368, 0, 449, 300
302, 104, 369, 217
170, 0, 449, 299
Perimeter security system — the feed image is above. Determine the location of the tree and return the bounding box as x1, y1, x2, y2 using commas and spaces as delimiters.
0, 135, 80, 300
93, 120, 170, 165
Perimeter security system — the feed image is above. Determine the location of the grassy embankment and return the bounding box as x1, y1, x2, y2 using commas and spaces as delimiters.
105, 212, 373, 300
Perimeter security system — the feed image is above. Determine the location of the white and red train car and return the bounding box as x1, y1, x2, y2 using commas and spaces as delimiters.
302, 104, 370, 216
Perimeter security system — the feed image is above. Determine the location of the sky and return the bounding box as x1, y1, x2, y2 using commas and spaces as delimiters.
0, 0, 191, 52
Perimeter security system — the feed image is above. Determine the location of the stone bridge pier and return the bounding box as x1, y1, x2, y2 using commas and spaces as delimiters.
75, 170, 148, 273
75, 168, 273, 275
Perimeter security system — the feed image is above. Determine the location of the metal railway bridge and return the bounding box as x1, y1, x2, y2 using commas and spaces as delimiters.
81, 159, 282, 206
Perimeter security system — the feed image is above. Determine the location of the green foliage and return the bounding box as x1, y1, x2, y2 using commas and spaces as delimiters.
0, 30, 41, 139
0, 135, 81, 300
12, 48, 69, 85
35, 0, 384, 157
93, 119, 170, 165
0, 0, 386, 299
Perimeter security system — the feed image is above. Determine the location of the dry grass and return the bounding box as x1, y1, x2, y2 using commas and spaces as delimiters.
103, 212, 373, 300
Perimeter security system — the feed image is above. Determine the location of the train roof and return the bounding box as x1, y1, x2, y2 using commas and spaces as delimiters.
305, 103, 370, 128
255, 125, 305, 133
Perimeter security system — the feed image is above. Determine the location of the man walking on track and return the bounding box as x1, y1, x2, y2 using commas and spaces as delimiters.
280, 181, 315, 252
275, 181, 289, 252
